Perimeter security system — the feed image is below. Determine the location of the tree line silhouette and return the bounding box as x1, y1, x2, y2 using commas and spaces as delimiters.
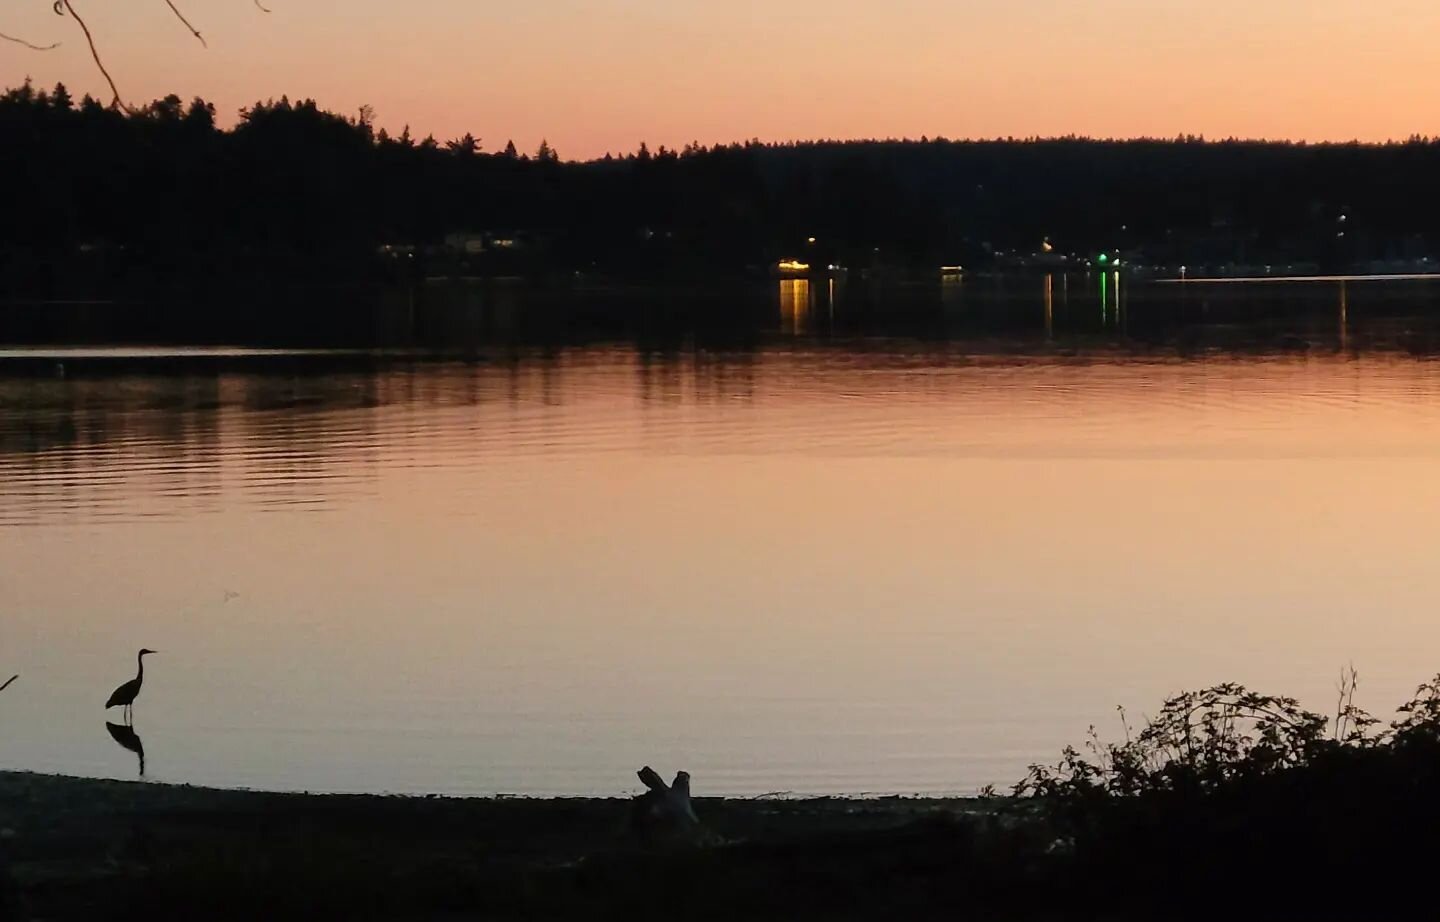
4, 80, 1440, 298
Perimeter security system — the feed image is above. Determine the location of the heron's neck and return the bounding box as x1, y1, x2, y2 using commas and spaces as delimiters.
136, 654, 145, 681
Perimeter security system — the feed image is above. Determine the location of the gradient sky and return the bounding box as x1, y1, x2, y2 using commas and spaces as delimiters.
5, 0, 1440, 159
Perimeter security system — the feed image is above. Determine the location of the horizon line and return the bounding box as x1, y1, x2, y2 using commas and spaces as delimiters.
10, 81, 1440, 164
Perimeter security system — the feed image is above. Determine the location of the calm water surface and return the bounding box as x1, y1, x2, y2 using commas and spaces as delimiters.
5, 280, 1440, 796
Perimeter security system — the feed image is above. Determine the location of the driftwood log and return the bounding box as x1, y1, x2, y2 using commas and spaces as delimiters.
630, 766, 700, 843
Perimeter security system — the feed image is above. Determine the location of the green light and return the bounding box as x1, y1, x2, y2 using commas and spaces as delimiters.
1097, 253, 1109, 264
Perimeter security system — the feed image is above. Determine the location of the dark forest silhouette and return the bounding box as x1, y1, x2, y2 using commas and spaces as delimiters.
3, 80, 1440, 299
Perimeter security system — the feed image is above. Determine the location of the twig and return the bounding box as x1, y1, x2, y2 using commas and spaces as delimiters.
53, 1, 126, 110
254, 0, 272, 11
0, 31, 60, 50
163, 0, 206, 47
1334, 663, 1362, 741
1335, 666, 1348, 740
0, 675, 17, 692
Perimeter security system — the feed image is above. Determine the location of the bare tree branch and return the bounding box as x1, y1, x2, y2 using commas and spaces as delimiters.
163, 0, 206, 47
24, 1, 273, 110
0, 676, 17, 693
0, 31, 59, 50
54, 0, 126, 110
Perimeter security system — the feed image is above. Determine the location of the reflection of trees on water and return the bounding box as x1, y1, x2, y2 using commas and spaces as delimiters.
768, 272, 1440, 353
0, 350, 761, 521
636, 347, 759, 407
0, 364, 392, 522
5, 279, 1440, 522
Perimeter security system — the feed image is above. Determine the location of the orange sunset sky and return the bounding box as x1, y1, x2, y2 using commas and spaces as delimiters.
5, 0, 1439, 159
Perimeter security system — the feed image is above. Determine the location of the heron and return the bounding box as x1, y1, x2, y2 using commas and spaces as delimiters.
105, 649, 156, 724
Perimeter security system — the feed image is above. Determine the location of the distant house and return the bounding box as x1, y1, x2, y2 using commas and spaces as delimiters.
443, 231, 528, 254
443, 232, 488, 255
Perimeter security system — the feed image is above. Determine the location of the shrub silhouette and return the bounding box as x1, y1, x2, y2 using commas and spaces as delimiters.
1014, 669, 1440, 916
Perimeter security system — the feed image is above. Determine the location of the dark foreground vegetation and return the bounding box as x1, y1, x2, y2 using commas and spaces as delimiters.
3, 673, 1440, 920
4, 80, 1440, 300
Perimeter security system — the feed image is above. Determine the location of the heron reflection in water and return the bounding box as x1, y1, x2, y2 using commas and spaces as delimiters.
105, 721, 146, 777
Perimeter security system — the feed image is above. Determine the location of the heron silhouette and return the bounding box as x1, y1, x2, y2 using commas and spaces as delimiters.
106, 649, 156, 724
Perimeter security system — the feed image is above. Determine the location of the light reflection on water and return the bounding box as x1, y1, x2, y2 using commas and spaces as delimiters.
6, 288, 1440, 796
